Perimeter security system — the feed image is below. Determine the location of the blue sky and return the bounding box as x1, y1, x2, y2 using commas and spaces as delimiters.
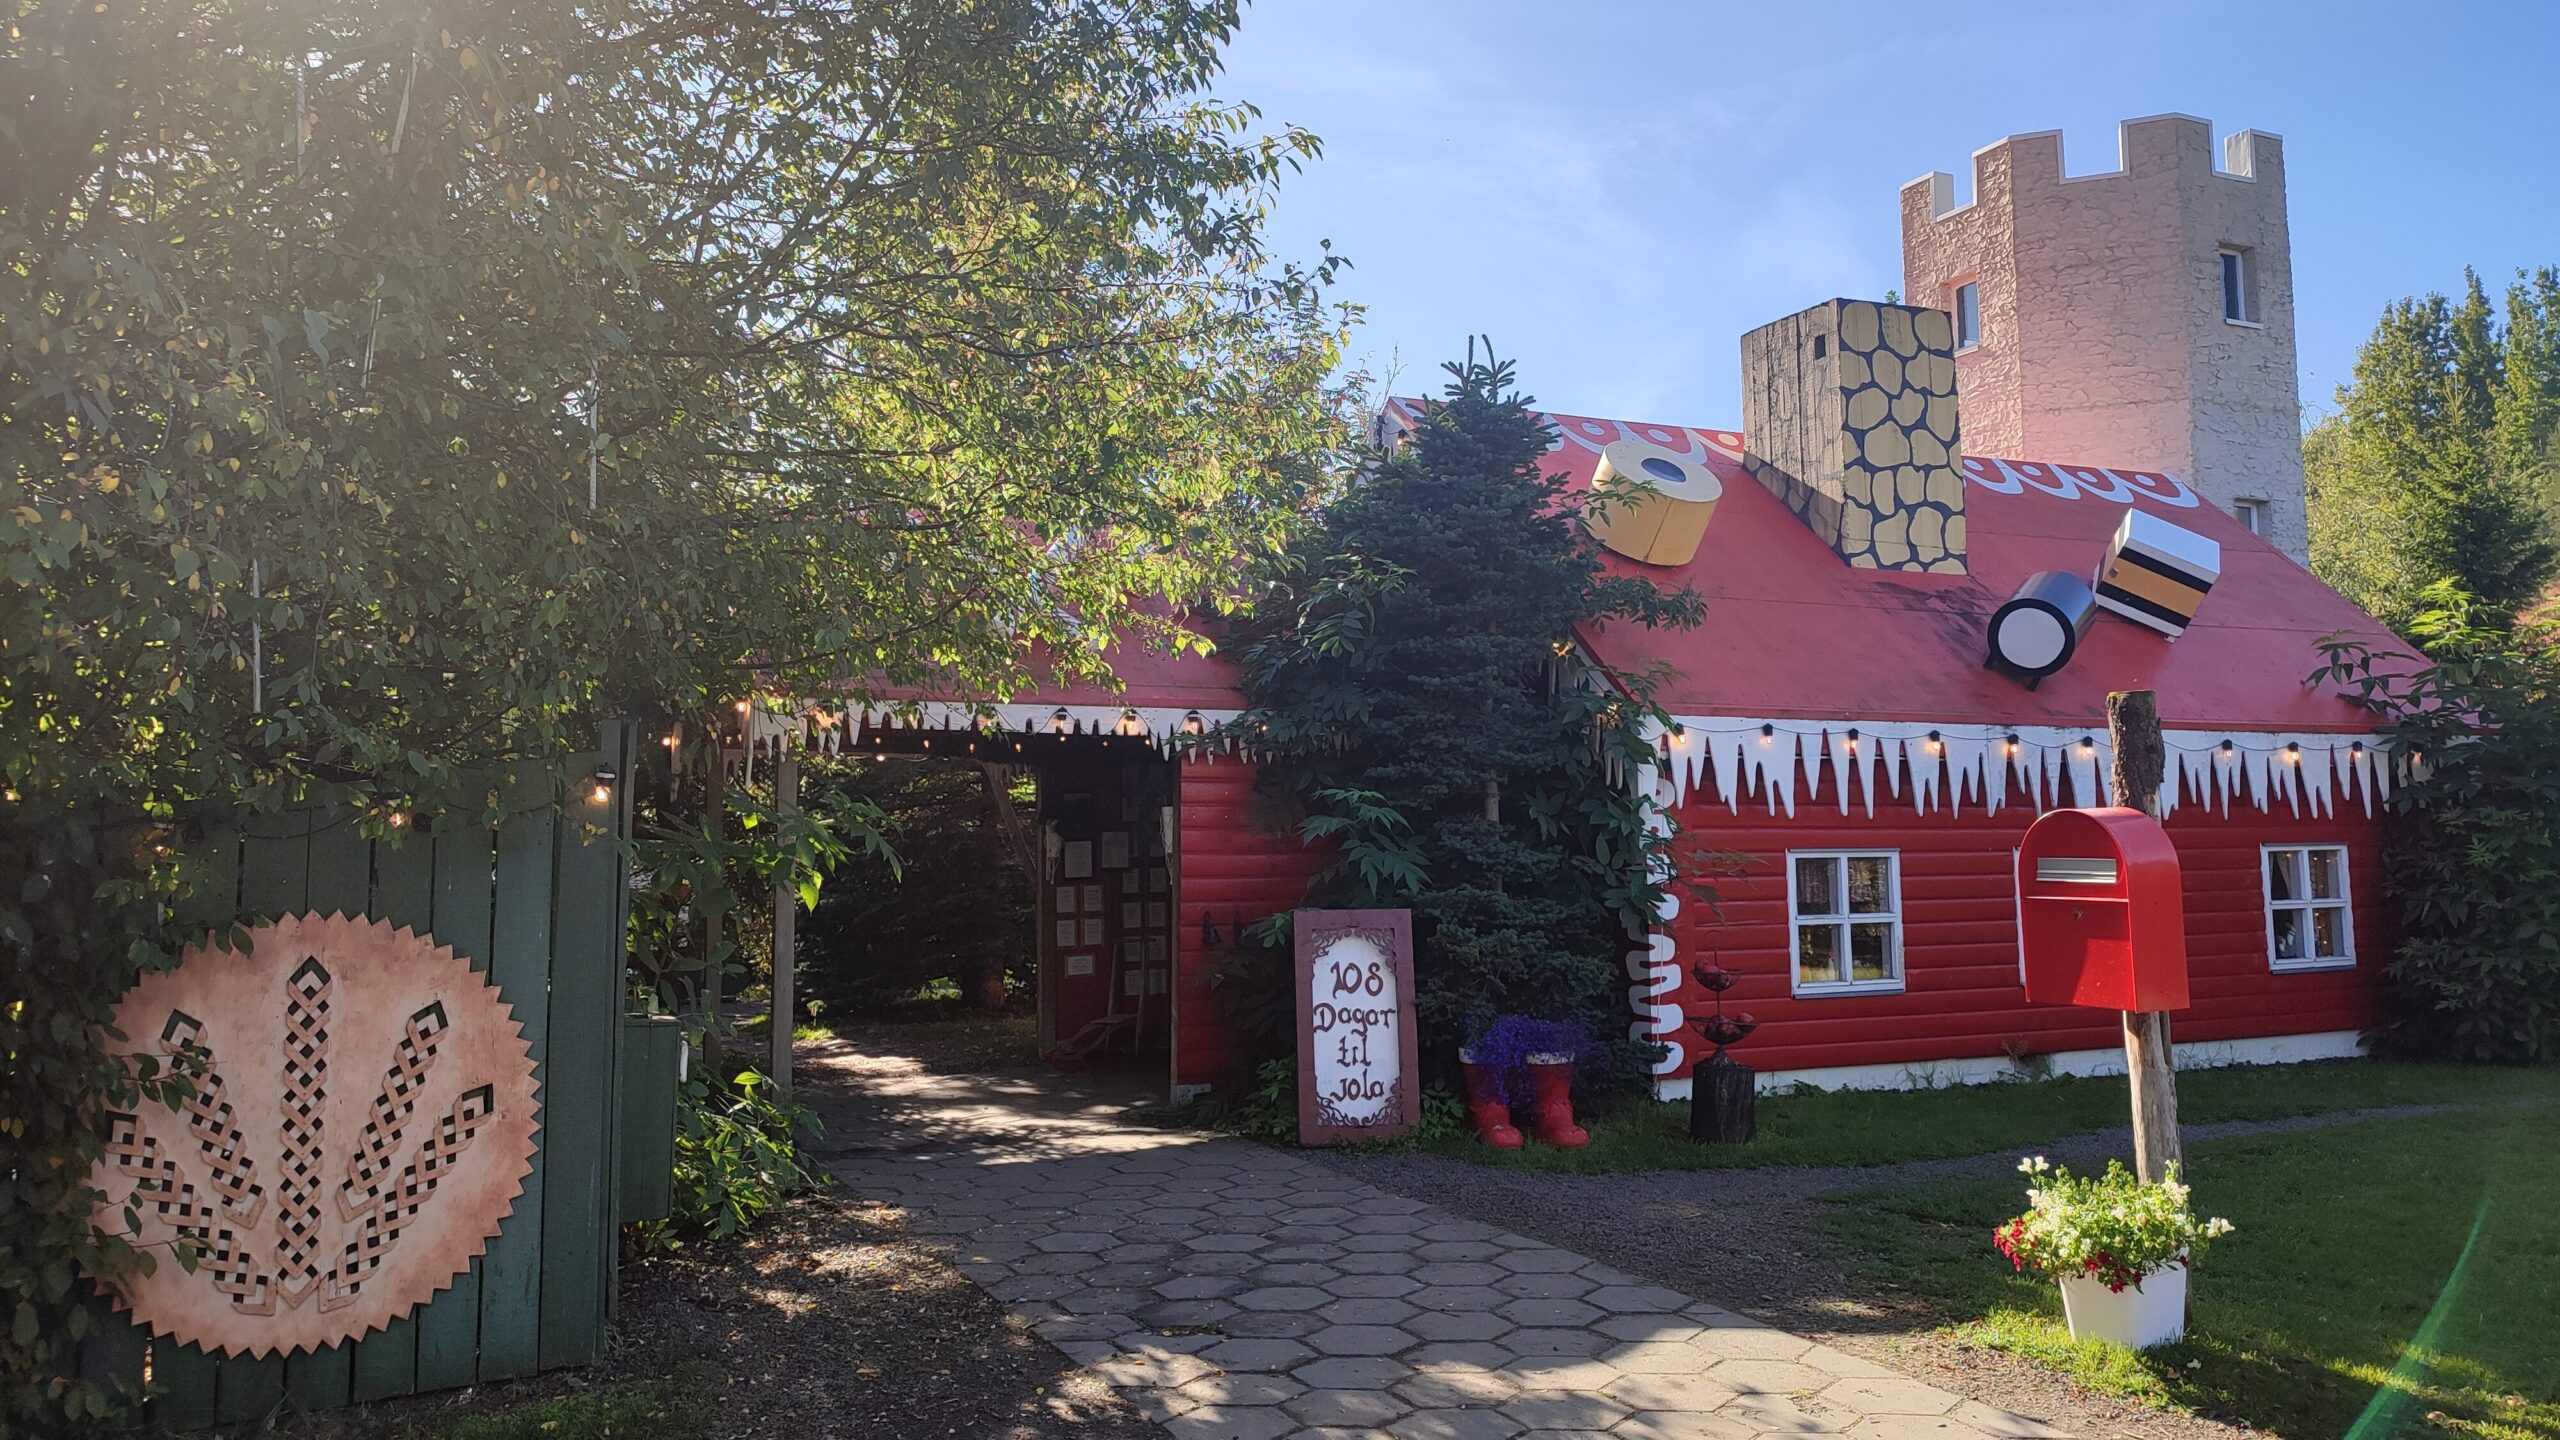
1219, 0, 2557, 425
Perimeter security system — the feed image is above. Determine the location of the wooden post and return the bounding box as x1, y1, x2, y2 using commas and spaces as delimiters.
770, 745, 798, 1107
699, 745, 726, 1085
2107, 689, 2183, 1184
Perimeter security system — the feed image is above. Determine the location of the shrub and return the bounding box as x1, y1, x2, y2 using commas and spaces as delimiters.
2312, 587, 2560, 1061
1994, 1157, 2233, 1292
636, 1070, 821, 1250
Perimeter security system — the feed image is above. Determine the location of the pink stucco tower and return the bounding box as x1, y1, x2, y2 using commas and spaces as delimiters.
1901, 115, 2307, 560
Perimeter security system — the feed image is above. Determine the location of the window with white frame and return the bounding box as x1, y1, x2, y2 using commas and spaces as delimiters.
2220, 248, 2260, 325
1953, 281, 1982, 349
2234, 497, 2270, 535
2263, 844, 2354, 970
1789, 850, 1903, 994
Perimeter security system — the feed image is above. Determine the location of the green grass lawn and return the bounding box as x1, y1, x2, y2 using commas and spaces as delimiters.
372, 1355, 720, 1440
1817, 1099, 2560, 1440
1419, 1059, 2560, 1173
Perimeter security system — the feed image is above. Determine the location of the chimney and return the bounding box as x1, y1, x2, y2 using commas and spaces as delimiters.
1739, 299, 1966, 573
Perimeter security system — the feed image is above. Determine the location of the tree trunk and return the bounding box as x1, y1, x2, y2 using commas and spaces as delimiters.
770, 747, 799, 1107
2108, 689, 2182, 1185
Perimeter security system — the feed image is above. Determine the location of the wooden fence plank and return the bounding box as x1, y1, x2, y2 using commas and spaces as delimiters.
416, 809, 499, 1392
348, 830, 435, 1403
475, 764, 557, 1381
540, 739, 621, 1369
214, 816, 313, 1425
282, 809, 371, 1414
144, 827, 241, 1431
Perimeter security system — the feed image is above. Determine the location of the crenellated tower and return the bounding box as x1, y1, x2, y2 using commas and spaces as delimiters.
1900, 115, 2307, 561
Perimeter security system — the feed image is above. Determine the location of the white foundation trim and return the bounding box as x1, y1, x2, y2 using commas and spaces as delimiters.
1649, 1028, 2367, 1100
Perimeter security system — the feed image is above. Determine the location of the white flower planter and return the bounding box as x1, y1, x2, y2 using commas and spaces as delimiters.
2057, 1262, 2186, 1348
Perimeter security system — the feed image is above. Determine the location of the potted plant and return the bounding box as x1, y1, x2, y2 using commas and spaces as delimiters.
1993, 1156, 2234, 1348
1685, 957, 1759, 1143
1459, 1016, 1591, 1148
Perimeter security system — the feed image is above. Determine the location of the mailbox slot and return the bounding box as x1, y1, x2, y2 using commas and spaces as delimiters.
2033, 856, 2119, 885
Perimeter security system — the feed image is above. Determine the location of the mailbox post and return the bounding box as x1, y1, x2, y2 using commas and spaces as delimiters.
2018, 806, 2191, 1183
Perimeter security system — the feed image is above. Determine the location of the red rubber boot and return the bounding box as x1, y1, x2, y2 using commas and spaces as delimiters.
1459, 1056, 1525, 1149
1524, 1056, 1590, 1147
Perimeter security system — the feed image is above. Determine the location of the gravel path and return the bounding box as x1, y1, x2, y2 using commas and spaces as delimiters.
1326, 1105, 2444, 1440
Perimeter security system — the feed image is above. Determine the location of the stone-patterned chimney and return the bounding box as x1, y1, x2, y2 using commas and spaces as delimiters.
1739, 299, 1966, 573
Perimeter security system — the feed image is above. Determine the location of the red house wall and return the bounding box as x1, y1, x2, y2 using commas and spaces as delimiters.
1174, 756, 1324, 1091
1664, 762, 2385, 1081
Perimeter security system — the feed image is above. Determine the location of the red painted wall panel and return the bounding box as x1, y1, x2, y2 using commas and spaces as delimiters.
1174, 757, 1326, 1091
1664, 759, 2385, 1079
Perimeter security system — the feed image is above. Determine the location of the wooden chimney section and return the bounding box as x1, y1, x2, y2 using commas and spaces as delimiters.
1740, 299, 1967, 573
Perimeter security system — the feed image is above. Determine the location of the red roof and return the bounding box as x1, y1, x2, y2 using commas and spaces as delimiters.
1458, 403, 2402, 735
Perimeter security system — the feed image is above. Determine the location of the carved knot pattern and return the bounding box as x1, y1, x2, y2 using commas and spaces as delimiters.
92, 912, 539, 1359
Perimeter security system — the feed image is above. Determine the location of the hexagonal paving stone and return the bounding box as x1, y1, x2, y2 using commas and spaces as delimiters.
1307, 1323, 1417, 1356
1592, 1312, 1701, 1344
1316, 1294, 1420, 1325
1176, 1371, 1307, 1408
1497, 1296, 1602, 1328
1033, 1230, 1119, 1253
1200, 1336, 1316, 1372
1605, 1340, 1715, 1375
1220, 1309, 1326, 1340
1236, 1285, 1332, 1311
1263, 1242, 1349, 1263
1583, 1283, 1695, 1313
1601, 1370, 1740, 1413
1092, 1349, 1219, 1389
1162, 1403, 1298, 1440
1250, 1261, 1345, 1286
1498, 1327, 1611, 1360
1392, 1366, 1519, 1408
1292, 1354, 1417, 1390
1500, 1392, 1631, 1431
1821, 1375, 1960, 1416
1612, 1409, 1760, 1440
1706, 1357, 1836, 1395
1946, 1400, 2075, 1439
1058, 1286, 1152, 1316
1283, 1388, 1415, 1427
1388, 1409, 1528, 1440
1156, 1273, 1248, 1301
1185, 1232, 1272, 1254
1322, 1272, 1421, 1299
1801, 1344, 1903, 1380
1497, 1356, 1620, 1393
1403, 1339, 1514, 1371
1402, 1309, 1514, 1343
1136, 1298, 1241, 1329
1490, 1247, 1588, 1274
1690, 1326, 1816, 1362
1412, 1260, 1511, 1286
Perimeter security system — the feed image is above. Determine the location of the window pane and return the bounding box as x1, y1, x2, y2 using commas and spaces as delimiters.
2307, 848, 2343, 900
1850, 923, 1895, 982
1797, 924, 1842, 985
2223, 252, 2244, 320
2312, 906, 2347, 959
2271, 908, 2306, 961
1796, 856, 1837, 915
1956, 284, 1980, 347
1847, 856, 1891, 913
2266, 849, 2298, 902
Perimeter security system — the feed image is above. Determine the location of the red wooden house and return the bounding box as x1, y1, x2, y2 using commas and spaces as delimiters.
823, 292, 2404, 1102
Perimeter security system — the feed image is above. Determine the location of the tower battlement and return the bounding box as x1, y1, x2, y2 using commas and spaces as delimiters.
1899, 115, 2306, 560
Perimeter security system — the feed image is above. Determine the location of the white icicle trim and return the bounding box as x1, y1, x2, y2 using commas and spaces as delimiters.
744, 701, 1248, 759
1655, 717, 2394, 819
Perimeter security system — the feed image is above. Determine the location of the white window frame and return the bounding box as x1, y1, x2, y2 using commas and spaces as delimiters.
1952, 281, 1982, 351
2233, 497, 2270, 535
2220, 247, 2261, 326
2260, 843, 2356, 972
1787, 849, 1906, 996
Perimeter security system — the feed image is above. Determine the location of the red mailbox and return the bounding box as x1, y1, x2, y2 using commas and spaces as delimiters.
2016, 807, 2190, 1012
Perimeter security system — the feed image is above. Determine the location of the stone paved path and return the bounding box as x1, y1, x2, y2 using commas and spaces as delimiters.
822, 1052, 2072, 1440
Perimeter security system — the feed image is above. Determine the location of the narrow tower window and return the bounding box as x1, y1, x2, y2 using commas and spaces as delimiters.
2221, 248, 2259, 325
1953, 281, 1981, 349
2234, 498, 2270, 534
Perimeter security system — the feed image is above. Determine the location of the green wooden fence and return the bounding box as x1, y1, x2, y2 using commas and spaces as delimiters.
73, 723, 643, 1429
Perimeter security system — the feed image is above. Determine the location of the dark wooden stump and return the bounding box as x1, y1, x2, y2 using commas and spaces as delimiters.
1688, 1054, 1758, 1143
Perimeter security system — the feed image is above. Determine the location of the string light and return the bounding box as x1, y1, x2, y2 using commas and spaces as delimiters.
2284, 742, 2301, 765
2078, 736, 2096, 756
386, 810, 409, 829
2002, 734, 2020, 757
1758, 723, 1774, 746
590, 763, 618, 804
1924, 729, 1943, 755
2350, 741, 2364, 758
1667, 724, 1689, 750
1050, 707, 1071, 735
1117, 708, 1143, 737
2221, 739, 2235, 758
1182, 711, 1206, 736
1844, 727, 1860, 757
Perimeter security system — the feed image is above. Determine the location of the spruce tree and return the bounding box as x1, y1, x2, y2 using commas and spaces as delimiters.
1231, 350, 1703, 1082
2308, 269, 2560, 629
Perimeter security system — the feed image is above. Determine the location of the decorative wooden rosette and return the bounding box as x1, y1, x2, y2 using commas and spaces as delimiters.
90, 912, 540, 1359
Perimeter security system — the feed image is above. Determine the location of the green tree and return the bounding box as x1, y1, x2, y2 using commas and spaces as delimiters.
1229, 351, 1702, 1084
2308, 269, 2560, 629
2, 0, 1350, 1426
